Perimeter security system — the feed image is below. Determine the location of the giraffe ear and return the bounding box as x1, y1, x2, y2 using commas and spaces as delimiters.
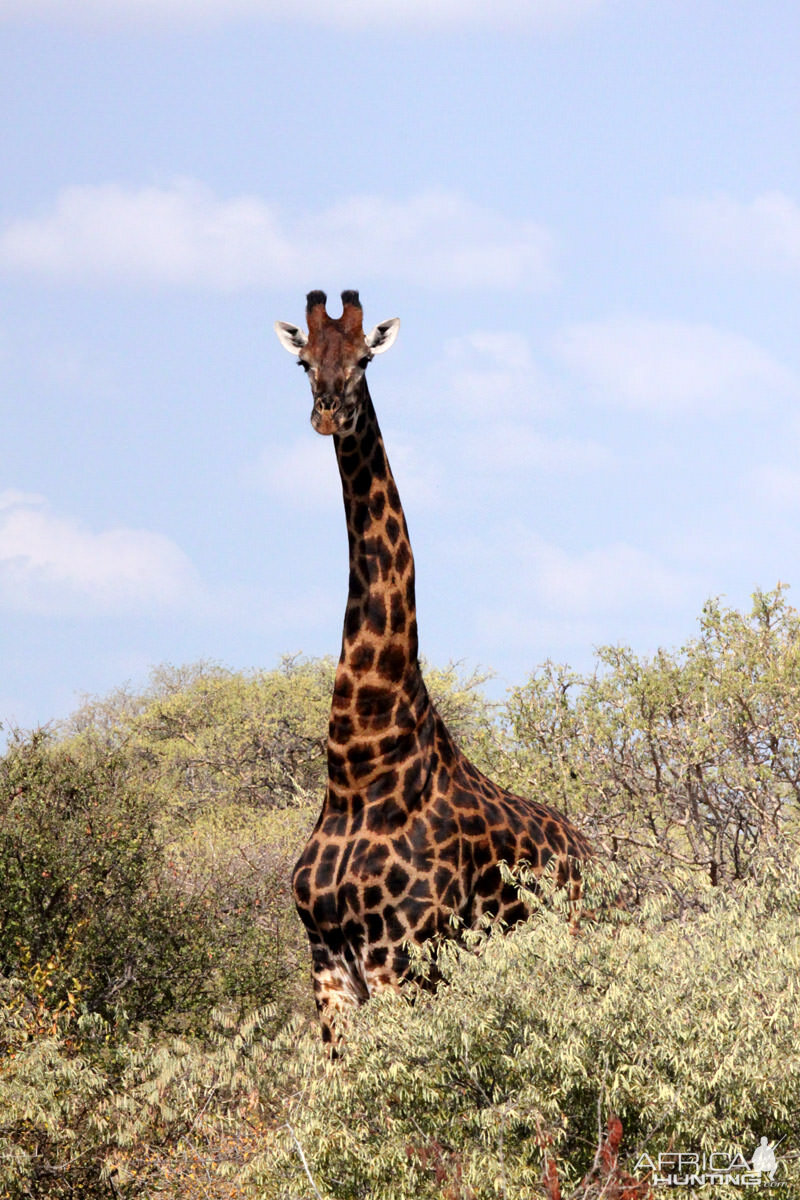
274, 321, 308, 353
365, 318, 400, 355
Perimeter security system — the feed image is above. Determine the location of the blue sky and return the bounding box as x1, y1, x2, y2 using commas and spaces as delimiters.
1, 0, 799, 732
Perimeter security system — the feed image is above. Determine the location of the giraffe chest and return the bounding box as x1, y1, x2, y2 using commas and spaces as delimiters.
292, 732, 585, 958
291, 773, 472, 952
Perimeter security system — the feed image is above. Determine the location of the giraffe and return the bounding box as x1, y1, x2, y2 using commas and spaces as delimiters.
274, 290, 591, 1047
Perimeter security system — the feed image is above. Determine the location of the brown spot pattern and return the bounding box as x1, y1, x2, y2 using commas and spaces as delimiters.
282, 291, 592, 1049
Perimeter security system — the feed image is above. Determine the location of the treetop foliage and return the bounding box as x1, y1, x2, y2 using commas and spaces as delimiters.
504, 586, 800, 906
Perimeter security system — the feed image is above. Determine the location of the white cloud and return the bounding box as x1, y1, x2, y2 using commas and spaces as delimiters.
665, 191, 800, 273
256, 428, 437, 514
556, 316, 796, 414
440, 331, 552, 418
253, 437, 340, 510
450, 523, 695, 619
0, 182, 286, 289
434, 331, 612, 470
461, 424, 613, 474
465, 528, 698, 663
0, 181, 556, 292
368, 331, 614, 489
381, 432, 439, 512
528, 536, 692, 615
0, 0, 606, 32
316, 193, 555, 290
0, 491, 199, 615
447, 332, 536, 373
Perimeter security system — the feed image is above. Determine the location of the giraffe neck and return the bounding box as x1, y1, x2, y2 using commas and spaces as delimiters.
334, 381, 420, 689
328, 381, 429, 791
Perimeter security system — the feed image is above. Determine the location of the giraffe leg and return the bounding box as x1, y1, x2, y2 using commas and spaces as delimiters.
362, 959, 400, 999
563, 858, 584, 932
310, 945, 369, 1052
362, 945, 441, 1000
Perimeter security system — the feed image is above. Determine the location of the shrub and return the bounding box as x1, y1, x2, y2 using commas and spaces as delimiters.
247, 860, 800, 1199
0, 973, 113, 1199
0, 729, 174, 1020
0, 975, 283, 1199
0, 728, 306, 1032
4, 598, 800, 1197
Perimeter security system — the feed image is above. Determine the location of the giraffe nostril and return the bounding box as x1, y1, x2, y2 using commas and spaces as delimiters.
317, 395, 343, 415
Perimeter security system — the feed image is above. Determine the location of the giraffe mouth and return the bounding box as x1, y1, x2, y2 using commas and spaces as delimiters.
311, 405, 358, 437
312, 409, 338, 436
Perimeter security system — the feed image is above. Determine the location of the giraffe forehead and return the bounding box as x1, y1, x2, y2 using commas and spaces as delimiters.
307, 321, 367, 366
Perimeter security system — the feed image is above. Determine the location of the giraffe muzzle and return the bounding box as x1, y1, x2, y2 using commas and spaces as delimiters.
312, 396, 348, 436
312, 410, 337, 436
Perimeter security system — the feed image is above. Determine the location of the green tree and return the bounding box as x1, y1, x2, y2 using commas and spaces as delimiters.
505, 587, 800, 906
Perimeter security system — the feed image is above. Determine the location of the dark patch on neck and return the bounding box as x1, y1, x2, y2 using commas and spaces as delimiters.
364, 594, 387, 635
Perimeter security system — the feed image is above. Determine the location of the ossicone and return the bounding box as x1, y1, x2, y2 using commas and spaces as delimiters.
306, 290, 328, 334
340, 289, 364, 336
306, 290, 327, 313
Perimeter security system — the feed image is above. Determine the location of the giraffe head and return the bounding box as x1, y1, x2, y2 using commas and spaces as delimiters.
275, 290, 400, 436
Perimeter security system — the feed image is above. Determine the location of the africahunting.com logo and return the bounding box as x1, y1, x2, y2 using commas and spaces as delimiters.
635, 1136, 791, 1188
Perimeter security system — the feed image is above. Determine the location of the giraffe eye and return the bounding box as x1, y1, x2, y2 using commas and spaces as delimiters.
298, 359, 311, 372
357, 355, 371, 370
